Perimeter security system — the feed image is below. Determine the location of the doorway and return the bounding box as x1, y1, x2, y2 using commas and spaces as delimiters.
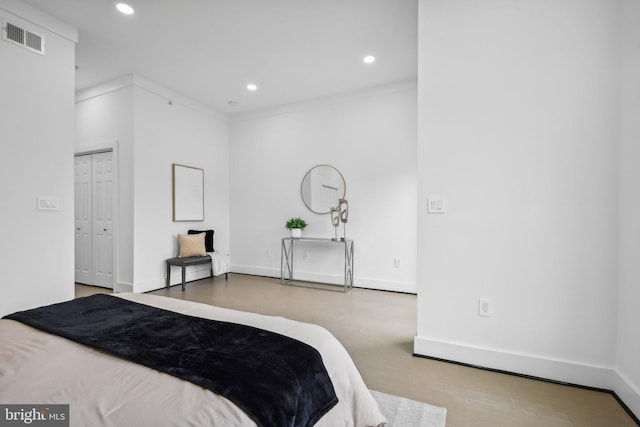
74, 151, 114, 289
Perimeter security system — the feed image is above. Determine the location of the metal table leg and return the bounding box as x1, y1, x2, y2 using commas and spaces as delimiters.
281, 238, 294, 284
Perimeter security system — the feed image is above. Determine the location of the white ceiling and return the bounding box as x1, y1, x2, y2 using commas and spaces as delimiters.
22, 0, 418, 115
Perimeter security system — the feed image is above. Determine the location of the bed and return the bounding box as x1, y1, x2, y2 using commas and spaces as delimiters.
0, 293, 386, 426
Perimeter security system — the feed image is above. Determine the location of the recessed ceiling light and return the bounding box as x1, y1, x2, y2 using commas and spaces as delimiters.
116, 3, 135, 15
246, 84, 258, 91
228, 101, 239, 107
363, 55, 376, 64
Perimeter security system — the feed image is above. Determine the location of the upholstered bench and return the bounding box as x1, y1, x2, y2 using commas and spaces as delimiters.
165, 255, 213, 291
168, 230, 230, 291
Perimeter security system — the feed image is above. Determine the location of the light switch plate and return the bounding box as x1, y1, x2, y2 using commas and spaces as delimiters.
427, 196, 446, 214
37, 197, 60, 211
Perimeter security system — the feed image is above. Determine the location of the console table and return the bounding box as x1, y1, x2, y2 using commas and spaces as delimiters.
280, 237, 354, 292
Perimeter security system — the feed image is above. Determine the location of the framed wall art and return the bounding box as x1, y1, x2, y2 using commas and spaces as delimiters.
172, 164, 204, 222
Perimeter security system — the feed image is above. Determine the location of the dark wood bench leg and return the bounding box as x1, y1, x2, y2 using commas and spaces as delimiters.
166, 256, 214, 291
225, 272, 228, 280
166, 262, 170, 288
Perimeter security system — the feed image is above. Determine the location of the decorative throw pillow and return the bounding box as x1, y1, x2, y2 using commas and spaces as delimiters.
188, 229, 214, 252
178, 233, 206, 258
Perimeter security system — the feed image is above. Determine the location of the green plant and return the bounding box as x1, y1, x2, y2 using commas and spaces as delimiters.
285, 217, 308, 230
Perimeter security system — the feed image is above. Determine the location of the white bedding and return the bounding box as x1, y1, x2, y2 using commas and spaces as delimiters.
0, 293, 386, 427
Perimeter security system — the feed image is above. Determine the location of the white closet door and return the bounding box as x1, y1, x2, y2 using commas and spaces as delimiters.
74, 155, 93, 284
74, 151, 114, 289
92, 151, 114, 288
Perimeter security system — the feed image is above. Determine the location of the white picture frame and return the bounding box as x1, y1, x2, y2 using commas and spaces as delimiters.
172, 164, 204, 222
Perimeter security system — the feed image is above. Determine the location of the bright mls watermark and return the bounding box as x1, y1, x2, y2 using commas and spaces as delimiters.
0, 405, 68, 426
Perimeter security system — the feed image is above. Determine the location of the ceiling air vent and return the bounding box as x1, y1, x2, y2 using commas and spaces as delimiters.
1, 19, 45, 55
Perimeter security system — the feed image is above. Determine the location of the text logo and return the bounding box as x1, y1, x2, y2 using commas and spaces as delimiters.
0, 405, 68, 427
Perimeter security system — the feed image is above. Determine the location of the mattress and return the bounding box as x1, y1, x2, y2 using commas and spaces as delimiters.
0, 293, 387, 427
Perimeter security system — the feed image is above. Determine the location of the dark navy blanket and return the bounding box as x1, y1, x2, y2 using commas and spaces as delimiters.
3, 294, 338, 427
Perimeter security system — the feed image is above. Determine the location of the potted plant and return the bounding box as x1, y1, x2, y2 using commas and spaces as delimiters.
285, 217, 308, 238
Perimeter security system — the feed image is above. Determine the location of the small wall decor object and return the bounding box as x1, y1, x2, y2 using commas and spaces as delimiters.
338, 199, 349, 223
285, 217, 308, 239
172, 164, 204, 222
338, 198, 349, 239
330, 207, 340, 241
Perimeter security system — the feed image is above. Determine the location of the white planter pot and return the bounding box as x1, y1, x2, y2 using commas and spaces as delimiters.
290, 228, 302, 238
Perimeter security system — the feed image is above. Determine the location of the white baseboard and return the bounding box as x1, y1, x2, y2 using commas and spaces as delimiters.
612, 369, 640, 420
231, 264, 279, 278
414, 337, 640, 421
357, 276, 417, 293
114, 281, 132, 293
413, 336, 613, 389
230, 264, 416, 293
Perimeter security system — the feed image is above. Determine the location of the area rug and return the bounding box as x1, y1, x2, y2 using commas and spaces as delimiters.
370, 389, 447, 427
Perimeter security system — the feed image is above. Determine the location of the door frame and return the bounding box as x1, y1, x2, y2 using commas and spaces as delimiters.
74, 140, 119, 290
74, 155, 93, 284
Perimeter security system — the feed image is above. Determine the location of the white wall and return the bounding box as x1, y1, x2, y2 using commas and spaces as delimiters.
229, 82, 417, 292
615, 0, 640, 417
0, 1, 77, 316
133, 80, 229, 292
75, 76, 229, 293
416, 0, 619, 389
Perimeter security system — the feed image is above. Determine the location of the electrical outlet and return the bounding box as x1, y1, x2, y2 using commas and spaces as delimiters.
304, 251, 310, 260
265, 249, 271, 257
394, 257, 401, 268
478, 298, 493, 317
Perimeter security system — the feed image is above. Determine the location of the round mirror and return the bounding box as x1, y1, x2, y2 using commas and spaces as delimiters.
301, 165, 346, 214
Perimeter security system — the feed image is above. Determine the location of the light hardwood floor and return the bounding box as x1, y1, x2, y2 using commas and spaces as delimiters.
76, 275, 638, 427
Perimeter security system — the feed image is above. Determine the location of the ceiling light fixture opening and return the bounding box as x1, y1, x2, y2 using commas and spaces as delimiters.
363, 55, 376, 64
116, 3, 135, 15
246, 84, 258, 91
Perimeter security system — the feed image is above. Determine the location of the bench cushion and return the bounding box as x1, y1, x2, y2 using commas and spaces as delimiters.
167, 255, 211, 266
